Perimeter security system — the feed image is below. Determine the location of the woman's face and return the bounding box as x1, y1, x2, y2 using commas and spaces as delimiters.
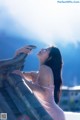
37, 47, 51, 64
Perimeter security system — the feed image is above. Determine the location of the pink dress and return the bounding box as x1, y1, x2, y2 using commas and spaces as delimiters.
33, 82, 65, 120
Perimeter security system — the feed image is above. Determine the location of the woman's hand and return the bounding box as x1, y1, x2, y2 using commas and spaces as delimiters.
14, 45, 34, 57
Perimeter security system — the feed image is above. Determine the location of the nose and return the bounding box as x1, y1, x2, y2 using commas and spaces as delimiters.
40, 49, 43, 52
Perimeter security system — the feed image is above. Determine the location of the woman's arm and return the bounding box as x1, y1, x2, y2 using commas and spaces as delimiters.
24, 65, 54, 92
23, 71, 39, 82
13, 70, 39, 83
13, 65, 54, 97
38, 65, 54, 87
13, 70, 45, 96
23, 79, 45, 94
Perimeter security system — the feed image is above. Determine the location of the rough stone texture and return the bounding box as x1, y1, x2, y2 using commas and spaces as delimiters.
0, 53, 53, 120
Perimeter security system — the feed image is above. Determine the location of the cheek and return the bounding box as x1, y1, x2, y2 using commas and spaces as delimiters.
43, 53, 49, 60
38, 52, 49, 61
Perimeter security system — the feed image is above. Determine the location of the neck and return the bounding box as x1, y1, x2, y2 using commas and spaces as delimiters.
40, 61, 45, 66
39, 59, 44, 66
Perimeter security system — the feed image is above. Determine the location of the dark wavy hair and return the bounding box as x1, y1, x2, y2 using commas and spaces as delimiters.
44, 46, 63, 104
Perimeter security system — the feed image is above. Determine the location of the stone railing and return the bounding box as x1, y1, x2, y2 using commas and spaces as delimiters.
0, 53, 53, 120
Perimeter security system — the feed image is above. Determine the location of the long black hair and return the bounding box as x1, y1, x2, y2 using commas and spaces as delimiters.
44, 46, 63, 104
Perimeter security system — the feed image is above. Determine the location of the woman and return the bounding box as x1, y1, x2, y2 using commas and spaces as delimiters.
13, 45, 65, 120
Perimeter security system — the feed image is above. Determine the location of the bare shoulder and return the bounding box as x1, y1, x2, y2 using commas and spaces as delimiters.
39, 65, 54, 81
40, 65, 53, 75
39, 65, 54, 87
30, 71, 39, 81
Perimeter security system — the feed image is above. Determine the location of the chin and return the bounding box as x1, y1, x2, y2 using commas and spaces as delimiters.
37, 53, 41, 59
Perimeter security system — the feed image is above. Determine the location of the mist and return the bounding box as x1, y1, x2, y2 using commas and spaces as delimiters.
0, 0, 80, 46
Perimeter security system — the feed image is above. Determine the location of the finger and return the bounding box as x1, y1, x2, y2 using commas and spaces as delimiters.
17, 46, 29, 50
25, 49, 32, 54
27, 45, 36, 49
21, 48, 32, 54
25, 48, 32, 51
24, 45, 36, 50
24, 45, 32, 49
19, 45, 36, 52
16, 47, 32, 55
